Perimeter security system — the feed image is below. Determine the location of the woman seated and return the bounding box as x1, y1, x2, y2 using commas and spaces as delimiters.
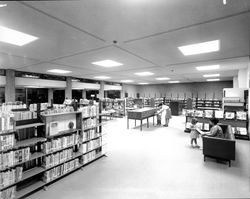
198, 118, 224, 138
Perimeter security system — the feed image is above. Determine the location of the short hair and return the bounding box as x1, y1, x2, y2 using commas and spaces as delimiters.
191, 118, 198, 125
158, 103, 163, 107
210, 118, 219, 125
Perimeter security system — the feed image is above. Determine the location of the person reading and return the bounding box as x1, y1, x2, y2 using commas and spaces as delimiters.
196, 118, 224, 138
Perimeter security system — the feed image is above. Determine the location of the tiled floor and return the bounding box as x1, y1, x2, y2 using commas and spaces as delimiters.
28, 116, 250, 199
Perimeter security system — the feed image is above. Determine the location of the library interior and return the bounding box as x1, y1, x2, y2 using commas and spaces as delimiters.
0, 1, 249, 199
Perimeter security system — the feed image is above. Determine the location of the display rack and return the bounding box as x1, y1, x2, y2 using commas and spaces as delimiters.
0, 103, 107, 199
184, 109, 249, 140
101, 98, 125, 117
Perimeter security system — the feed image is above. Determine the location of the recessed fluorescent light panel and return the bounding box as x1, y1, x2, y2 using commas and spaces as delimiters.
196, 65, 220, 71
92, 60, 123, 67
94, 76, 110, 80
138, 83, 149, 85
47, 69, 72, 74
206, 79, 220, 82
0, 4, 7, 7
203, 74, 220, 78
178, 40, 220, 56
168, 81, 180, 83
0, 25, 38, 46
121, 80, 134, 83
134, 72, 154, 76
155, 77, 170, 81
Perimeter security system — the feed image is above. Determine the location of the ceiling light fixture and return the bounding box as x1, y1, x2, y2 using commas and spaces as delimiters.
94, 76, 110, 80
92, 60, 123, 67
178, 40, 220, 56
206, 79, 220, 82
0, 4, 7, 8
196, 65, 220, 71
138, 83, 149, 85
223, 0, 227, 5
121, 80, 134, 83
134, 72, 154, 76
0, 25, 38, 46
155, 77, 170, 81
47, 69, 72, 74
203, 74, 220, 78
168, 81, 180, 83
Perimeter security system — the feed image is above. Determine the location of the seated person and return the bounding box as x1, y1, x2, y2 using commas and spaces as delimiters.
199, 118, 224, 138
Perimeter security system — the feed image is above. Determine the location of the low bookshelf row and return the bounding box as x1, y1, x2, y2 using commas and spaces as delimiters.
184, 109, 249, 140
100, 98, 125, 117
0, 103, 107, 199
195, 99, 222, 110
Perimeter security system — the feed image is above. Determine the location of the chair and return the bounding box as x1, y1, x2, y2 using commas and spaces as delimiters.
202, 124, 235, 167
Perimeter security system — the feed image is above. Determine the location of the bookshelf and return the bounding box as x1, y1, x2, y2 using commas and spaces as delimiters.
0, 103, 107, 198
195, 99, 222, 110
100, 98, 125, 118
184, 109, 249, 140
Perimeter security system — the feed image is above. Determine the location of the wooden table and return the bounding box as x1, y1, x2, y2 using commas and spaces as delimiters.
127, 108, 157, 131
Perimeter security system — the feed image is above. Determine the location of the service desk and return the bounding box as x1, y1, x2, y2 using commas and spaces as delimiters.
127, 108, 157, 131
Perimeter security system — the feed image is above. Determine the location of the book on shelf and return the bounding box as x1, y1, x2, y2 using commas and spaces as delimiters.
214, 110, 224, 119
0, 147, 30, 170
79, 105, 98, 118
43, 133, 79, 154
81, 150, 102, 165
225, 111, 235, 120
0, 134, 15, 151
203, 123, 210, 131
82, 118, 97, 129
236, 111, 247, 120
0, 112, 15, 132
0, 186, 16, 199
42, 148, 74, 169
13, 111, 37, 121
82, 129, 100, 142
196, 122, 203, 130
204, 110, 213, 118
43, 158, 80, 183
0, 167, 23, 188
194, 110, 203, 117
236, 127, 248, 135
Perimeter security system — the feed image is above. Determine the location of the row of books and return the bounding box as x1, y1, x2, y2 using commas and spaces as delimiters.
0, 134, 15, 151
0, 186, 16, 199
13, 111, 37, 121
0, 113, 14, 133
0, 167, 23, 188
232, 127, 248, 135
41, 106, 74, 116
43, 133, 79, 154
29, 103, 51, 111
0, 103, 26, 112
42, 148, 74, 169
186, 110, 247, 120
82, 118, 97, 129
80, 138, 102, 153
82, 129, 100, 142
0, 148, 30, 170
82, 150, 102, 165
80, 105, 98, 118
43, 158, 80, 183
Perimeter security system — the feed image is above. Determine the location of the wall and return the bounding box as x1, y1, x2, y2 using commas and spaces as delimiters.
123, 84, 138, 98
137, 81, 233, 100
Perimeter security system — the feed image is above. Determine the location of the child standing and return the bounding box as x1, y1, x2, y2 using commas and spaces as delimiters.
190, 118, 200, 148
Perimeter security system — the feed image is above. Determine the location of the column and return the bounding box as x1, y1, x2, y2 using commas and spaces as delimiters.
48, 88, 53, 103
99, 81, 104, 100
121, 83, 125, 98
82, 90, 86, 99
5, 69, 15, 102
65, 77, 72, 99
233, 76, 239, 88
238, 68, 249, 88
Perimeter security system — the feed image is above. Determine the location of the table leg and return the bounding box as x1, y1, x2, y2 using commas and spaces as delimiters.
153, 116, 155, 125
135, 120, 136, 127
147, 118, 149, 128
140, 120, 142, 131
127, 118, 129, 129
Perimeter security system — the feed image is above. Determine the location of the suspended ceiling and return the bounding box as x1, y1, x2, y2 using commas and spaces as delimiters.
0, 0, 249, 84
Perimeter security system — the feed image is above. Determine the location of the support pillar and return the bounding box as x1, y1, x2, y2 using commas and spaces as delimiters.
82, 90, 86, 99
99, 81, 104, 100
48, 88, 53, 103
5, 69, 15, 102
65, 77, 72, 99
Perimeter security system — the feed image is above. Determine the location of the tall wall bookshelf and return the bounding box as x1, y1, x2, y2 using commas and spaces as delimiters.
195, 98, 222, 110
0, 103, 107, 199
